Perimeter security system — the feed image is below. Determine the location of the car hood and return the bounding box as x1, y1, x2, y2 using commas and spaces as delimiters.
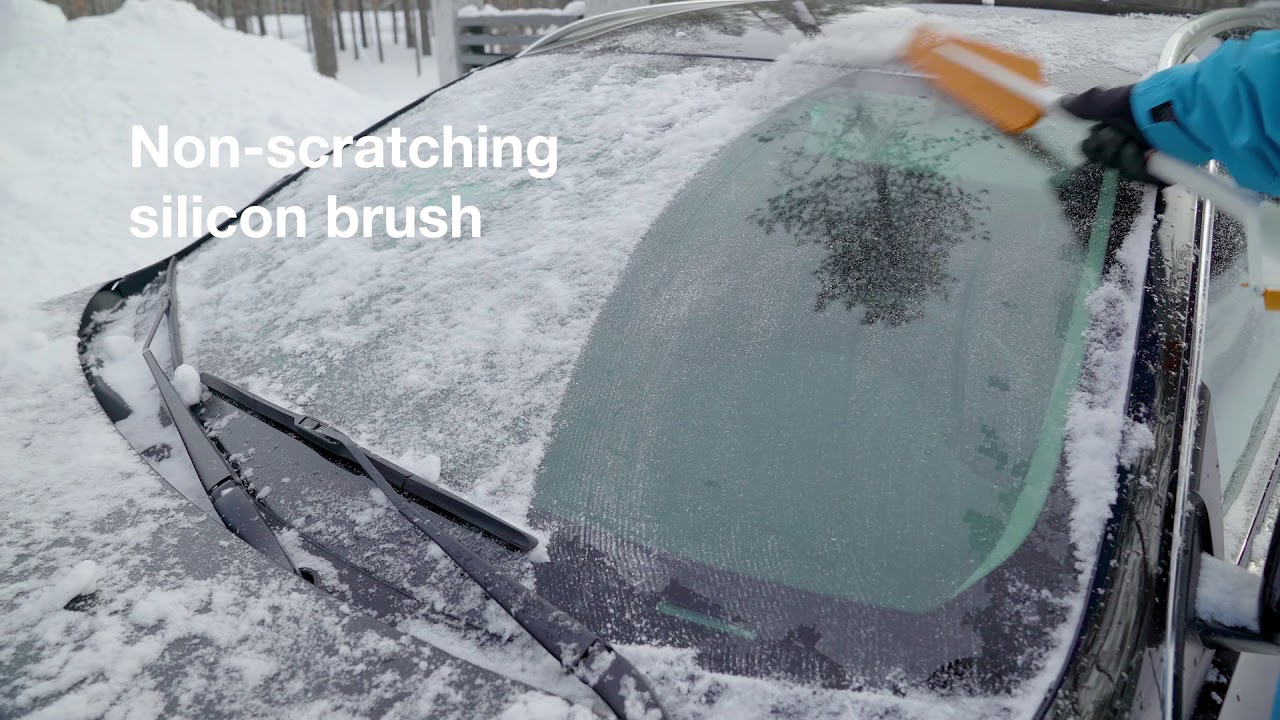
0, 290, 584, 719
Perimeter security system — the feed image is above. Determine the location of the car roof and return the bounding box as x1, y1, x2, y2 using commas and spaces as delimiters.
527, 0, 1189, 90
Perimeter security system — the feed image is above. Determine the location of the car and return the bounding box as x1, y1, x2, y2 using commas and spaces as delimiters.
61, 0, 1280, 718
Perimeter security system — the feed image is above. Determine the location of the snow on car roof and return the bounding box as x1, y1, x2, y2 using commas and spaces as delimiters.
549, 2, 1183, 90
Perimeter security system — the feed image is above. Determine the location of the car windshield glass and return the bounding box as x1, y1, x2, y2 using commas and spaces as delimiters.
532, 70, 1111, 614
174, 50, 1133, 695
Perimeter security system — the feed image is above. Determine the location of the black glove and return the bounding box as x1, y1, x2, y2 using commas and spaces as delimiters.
1060, 86, 1163, 186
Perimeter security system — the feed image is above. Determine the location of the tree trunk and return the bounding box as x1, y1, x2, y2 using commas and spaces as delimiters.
303, 0, 314, 51
309, 0, 339, 77
333, 0, 346, 51
349, 1, 360, 60
355, 0, 369, 47
402, 0, 416, 49
391, 1, 399, 44
406, 0, 421, 75
231, 0, 250, 32
417, 0, 431, 55
373, 4, 385, 62
255, 0, 268, 35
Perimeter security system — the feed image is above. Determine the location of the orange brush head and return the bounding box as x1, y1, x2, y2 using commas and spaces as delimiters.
902, 26, 1045, 134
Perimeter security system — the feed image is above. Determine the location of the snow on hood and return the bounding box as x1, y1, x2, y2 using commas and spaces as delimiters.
0, 298, 586, 719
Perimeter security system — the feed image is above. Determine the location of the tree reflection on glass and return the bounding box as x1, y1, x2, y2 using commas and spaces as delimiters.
752, 95, 991, 326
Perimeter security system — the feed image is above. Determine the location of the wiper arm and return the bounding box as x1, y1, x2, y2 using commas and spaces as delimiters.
138, 258, 301, 579
200, 374, 538, 552
143, 350, 301, 577
202, 372, 668, 720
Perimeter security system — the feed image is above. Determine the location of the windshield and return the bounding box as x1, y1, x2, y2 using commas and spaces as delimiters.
175, 51, 1131, 700
528, 71, 1128, 689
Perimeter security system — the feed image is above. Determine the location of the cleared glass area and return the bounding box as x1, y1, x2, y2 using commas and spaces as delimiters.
534, 72, 1113, 613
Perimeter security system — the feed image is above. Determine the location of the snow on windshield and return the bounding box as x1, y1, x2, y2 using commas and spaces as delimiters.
171, 8, 1177, 717
177, 50, 841, 524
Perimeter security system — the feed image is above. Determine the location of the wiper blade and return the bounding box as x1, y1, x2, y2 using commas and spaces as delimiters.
200, 373, 538, 552
202, 371, 668, 720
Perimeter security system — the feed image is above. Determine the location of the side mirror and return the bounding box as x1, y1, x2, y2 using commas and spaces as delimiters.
1197, 518, 1280, 655
1261, 509, 1280, 637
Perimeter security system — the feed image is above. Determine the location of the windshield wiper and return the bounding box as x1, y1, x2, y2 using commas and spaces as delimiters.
199, 374, 537, 551
200, 371, 668, 720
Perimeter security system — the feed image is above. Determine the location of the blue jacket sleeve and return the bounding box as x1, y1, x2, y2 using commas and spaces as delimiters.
1129, 29, 1280, 196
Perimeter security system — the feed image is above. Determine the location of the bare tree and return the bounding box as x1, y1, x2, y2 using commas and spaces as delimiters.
231, 0, 250, 32
348, 0, 360, 60
255, 0, 268, 35
355, 0, 369, 47
334, 0, 346, 51
403, 0, 417, 49
410, 0, 422, 74
309, 0, 339, 77
418, 0, 431, 55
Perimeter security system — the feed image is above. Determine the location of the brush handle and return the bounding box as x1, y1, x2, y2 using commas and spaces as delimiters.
923, 29, 1280, 305
1144, 152, 1265, 222
1146, 150, 1280, 306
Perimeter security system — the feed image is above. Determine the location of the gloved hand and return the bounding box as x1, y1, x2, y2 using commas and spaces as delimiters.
1060, 86, 1164, 186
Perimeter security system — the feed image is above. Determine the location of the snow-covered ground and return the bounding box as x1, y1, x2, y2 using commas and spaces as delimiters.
0, 0, 434, 310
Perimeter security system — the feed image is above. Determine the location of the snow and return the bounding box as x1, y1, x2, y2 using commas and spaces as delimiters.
399, 450, 443, 484
1197, 553, 1262, 632
14, 561, 102, 624
0, 0, 396, 309
172, 363, 203, 406
176, 50, 834, 534
1063, 188, 1156, 573
248, 11, 441, 105
3, 0, 1251, 717
2, 297, 580, 719
497, 693, 596, 720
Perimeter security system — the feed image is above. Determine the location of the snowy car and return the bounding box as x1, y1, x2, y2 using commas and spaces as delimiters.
64, 1, 1280, 718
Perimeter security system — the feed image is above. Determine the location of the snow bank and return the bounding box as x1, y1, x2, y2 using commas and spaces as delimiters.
0, 0, 389, 308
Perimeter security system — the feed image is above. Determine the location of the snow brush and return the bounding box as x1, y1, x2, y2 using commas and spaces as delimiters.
902, 26, 1280, 310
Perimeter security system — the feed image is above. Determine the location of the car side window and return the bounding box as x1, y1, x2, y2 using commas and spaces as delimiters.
1201, 209, 1280, 511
